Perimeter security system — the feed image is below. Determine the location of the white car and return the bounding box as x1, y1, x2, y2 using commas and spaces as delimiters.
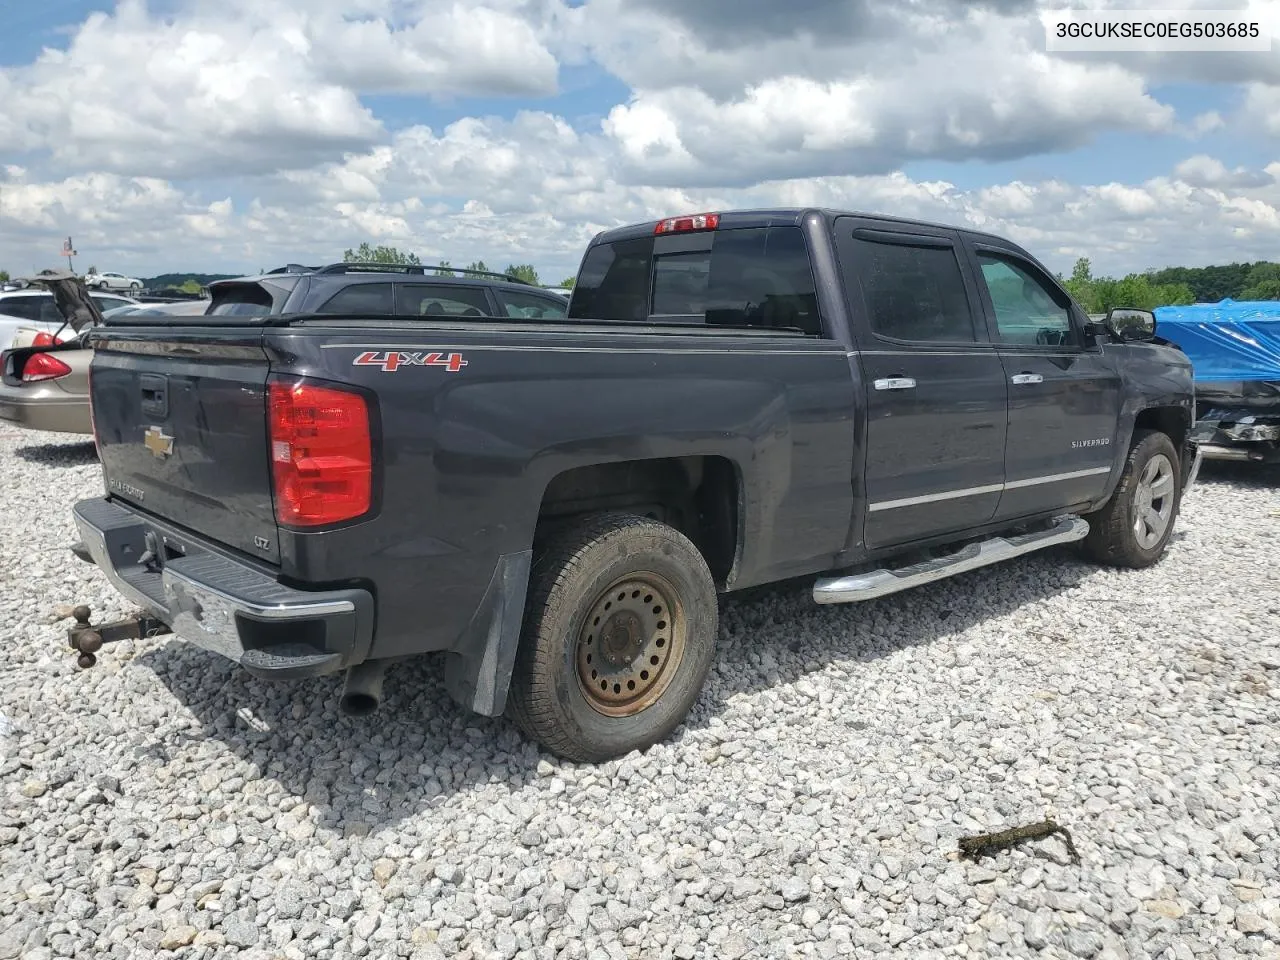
0, 289, 138, 350
84, 270, 143, 293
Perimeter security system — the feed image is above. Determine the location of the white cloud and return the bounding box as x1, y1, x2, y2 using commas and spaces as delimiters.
586, 7, 1178, 183
1244, 83, 1280, 136
1175, 154, 1275, 188
0, 0, 560, 179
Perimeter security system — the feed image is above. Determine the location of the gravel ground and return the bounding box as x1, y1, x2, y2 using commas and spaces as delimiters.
1, 421, 1278, 960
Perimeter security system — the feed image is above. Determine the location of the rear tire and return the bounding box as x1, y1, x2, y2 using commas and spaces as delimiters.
1081, 429, 1182, 569
507, 513, 718, 762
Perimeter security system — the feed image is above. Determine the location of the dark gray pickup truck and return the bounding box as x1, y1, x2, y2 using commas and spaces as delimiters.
68, 209, 1201, 761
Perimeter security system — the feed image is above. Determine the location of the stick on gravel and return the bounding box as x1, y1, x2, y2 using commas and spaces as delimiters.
958, 818, 1081, 865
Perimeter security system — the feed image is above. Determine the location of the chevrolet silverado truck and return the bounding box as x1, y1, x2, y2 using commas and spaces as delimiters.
67, 211, 1200, 762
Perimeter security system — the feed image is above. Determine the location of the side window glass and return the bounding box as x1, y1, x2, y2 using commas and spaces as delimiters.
317, 283, 394, 315
398, 285, 491, 318
39, 300, 65, 324
977, 255, 1074, 346
495, 290, 569, 319
851, 239, 977, 342
0, 300, 38, 322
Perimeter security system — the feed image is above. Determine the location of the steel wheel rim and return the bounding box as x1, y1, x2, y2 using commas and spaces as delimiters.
575, 573, 686, 718
1132, 453, 1175, 549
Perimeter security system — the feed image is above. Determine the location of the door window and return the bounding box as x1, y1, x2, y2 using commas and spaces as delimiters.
977, 255, 1074, 346
397, 284, 491, 317
316, 283, 395, 315
0, 298, 41, 322
494, 289, 568, 320
92, 296, 134, 312
850, 238, 977, 343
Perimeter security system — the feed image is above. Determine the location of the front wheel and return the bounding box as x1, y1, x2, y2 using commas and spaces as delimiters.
1081, 429, 1183, 568
507, 514, 718, 762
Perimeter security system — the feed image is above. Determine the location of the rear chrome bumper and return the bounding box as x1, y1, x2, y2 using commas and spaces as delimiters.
72, 497, 374, 679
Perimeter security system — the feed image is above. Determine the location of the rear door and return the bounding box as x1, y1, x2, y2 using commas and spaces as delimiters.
835, 219, 1009, 550
963, 240, 1122, 520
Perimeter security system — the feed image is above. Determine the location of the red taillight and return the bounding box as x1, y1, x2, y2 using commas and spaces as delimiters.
655, 213, 720, 235
32, 331, 63, 347
268, 381, 372, 527
22, 352, 73, 382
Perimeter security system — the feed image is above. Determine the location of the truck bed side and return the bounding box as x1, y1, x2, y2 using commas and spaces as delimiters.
262, 319, 858, 663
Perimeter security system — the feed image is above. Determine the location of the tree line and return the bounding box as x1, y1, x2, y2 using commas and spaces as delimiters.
341, 243, 575, 288
1060, 258, 1280, 313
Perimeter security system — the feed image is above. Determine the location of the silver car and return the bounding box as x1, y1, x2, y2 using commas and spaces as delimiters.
0, 280, 208, 435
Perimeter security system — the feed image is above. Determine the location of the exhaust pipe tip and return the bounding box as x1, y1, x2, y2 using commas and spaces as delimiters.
339, 691, 381, 717
339, 659, 392, 717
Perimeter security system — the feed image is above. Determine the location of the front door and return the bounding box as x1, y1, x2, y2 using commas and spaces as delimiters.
835, 219, 1009, 550
964, 242, 1123, 521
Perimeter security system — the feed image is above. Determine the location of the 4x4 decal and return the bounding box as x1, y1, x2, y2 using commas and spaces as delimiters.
353, 351, 468, 373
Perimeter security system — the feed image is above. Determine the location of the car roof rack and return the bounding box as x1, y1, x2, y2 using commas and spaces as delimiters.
312, 262, 536, 286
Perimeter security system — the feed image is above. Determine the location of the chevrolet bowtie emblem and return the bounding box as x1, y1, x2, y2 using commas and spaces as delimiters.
143, 425, 174, 459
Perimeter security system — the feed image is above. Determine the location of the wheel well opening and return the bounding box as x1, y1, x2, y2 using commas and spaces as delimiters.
1134, 406, 1189, 451
536, 456, 740, 584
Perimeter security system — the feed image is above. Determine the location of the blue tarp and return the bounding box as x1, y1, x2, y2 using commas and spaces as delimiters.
1155, 299, 1280, 382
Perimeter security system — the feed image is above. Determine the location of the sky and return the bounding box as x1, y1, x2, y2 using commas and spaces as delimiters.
0, 0, 1278, 284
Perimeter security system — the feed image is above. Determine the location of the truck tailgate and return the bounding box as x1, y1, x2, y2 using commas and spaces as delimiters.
90, 329, 280, 564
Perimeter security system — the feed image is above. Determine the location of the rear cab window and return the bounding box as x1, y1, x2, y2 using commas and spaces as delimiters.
204, 279, 298, 318
569, 225, 822, 335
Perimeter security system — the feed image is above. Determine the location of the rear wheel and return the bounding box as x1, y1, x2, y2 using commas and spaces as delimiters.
1081, 429, 1182, 568
507, 514, 718, 762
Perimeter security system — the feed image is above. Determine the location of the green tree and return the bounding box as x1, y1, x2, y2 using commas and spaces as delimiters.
0, 270, 9, 283
465, 260, 490, 275
1063, 257, 1098, 312
1241, 263, 1280, 300
432, 260, 456, 277
558, 276, 576, 289
343, 243, 420, 265
504, 263, 541, 285
1242, 279, 1280, 300
177, 279, 204, 294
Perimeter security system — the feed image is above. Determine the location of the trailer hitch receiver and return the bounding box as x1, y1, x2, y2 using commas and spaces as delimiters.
67, 605, 172, 669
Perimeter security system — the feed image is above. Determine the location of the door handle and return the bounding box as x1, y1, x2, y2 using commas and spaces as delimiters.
874, 377, 917, 391
1010, 373, 1044, 385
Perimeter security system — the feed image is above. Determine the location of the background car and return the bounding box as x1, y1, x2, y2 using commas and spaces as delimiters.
0, 298, 208, 436
0, 288, 138, 350
84, 270, 143, 293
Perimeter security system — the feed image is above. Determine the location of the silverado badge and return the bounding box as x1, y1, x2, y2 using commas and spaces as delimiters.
143, 425, 174, 459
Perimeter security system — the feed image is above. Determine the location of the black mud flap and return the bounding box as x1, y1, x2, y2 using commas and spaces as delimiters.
444, 550, 532, 717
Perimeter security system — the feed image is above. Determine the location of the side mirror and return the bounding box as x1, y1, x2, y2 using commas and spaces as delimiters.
1105, 307, 1156, 342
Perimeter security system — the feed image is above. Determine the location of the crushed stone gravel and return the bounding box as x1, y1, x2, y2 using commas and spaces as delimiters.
1, 423, 1278, 959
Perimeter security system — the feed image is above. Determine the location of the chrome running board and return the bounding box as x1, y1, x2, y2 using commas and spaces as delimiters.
813, 516, 1090, 604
